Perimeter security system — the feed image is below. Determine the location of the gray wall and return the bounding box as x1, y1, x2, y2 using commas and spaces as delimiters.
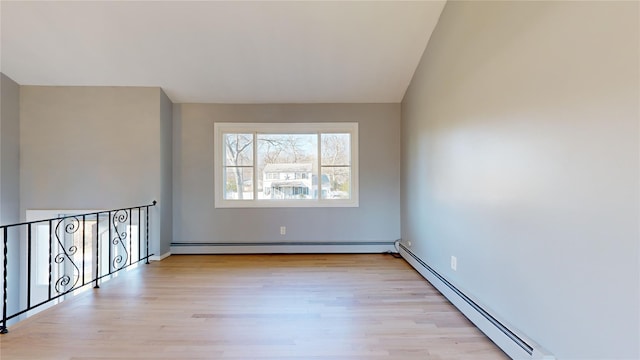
159, 90, 173, 256
0, 73, 21, 317
173, 103, 400, 245
19, 86, 170, 257
401, 1, 639, 359
1, 73, 20, 226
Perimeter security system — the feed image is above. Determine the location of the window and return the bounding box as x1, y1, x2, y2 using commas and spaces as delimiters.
215, 122, 358, 208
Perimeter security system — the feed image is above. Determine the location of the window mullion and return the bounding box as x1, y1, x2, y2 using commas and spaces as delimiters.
253, 132, 258, 201
317, 132, 322, 201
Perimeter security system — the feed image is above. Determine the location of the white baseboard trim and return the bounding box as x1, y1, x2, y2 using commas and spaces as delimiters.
399, 244, 554, 360
171, 241, 396, 254
149, 251, 171, 261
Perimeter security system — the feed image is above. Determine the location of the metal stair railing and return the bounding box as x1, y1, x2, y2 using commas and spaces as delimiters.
0, 201, 157, 334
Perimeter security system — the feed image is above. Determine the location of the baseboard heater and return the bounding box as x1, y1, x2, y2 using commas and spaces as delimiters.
399, 243, 555, 360
171, 241, 396, 254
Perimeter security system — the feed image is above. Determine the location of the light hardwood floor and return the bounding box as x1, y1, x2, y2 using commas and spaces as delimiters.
0, 254, 508, 360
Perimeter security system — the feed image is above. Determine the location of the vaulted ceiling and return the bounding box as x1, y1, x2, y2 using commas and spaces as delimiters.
0, 1, 445, 103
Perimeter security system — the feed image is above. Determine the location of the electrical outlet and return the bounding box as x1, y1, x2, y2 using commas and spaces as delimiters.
451, 256, 457, 271
280, 226, 286, 235
407, 241, 412, 247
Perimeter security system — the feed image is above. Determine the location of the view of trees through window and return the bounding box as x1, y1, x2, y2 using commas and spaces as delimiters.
223, 132, 351, 201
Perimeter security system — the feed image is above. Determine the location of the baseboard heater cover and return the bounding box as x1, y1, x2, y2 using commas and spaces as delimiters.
399, 244, 555, 360
171, 241, 396, 254
150, 252, 171, 261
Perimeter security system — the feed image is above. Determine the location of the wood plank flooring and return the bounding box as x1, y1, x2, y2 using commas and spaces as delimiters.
0, 254, 508, 360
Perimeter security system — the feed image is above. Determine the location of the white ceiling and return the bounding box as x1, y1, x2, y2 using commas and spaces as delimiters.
0, 1, 445, 104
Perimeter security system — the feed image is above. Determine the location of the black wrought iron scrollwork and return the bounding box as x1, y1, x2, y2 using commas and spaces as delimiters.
111, 210, 130, 271
53, 217, 81, 294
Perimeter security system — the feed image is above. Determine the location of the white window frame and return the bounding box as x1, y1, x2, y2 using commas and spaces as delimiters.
214, 122, 359, 208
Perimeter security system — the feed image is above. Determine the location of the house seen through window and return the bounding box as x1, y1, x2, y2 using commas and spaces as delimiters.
214, 123, 358, 208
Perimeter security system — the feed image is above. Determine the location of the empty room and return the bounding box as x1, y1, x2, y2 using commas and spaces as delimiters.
0, 1, 638, 360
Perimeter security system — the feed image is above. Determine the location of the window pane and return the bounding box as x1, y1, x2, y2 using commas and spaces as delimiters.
321, 133, 350, 166
321, 167, 351, 199
223, 167, 254, 200
36, 224, 50, 285
257, 134, 317, 200
224, 133, 253, 166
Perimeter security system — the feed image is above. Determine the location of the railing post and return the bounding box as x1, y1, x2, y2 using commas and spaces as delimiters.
145, 204, 150, 264
27, 225, 32, 310
1, 227, 8, 334
94, 213, 100, 289
108, 211, 112, 275
47, 220, 52, 301
128, 209, 132, 266
138, 209, 141, 262
82, 215, 86, 286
